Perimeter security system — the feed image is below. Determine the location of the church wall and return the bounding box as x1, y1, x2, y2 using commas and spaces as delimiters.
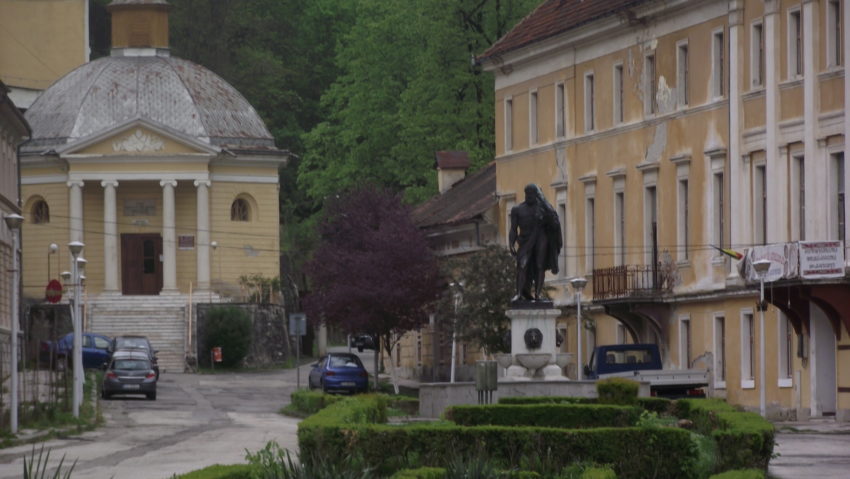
209, 181, 280, 298
82, 183, 105, 293
21, 182, 70, 299
175, 182, 198, 293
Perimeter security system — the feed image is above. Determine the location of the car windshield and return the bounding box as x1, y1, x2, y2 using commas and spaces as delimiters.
329, 355, 363, 368
113, 359, 151, 370
116, 338, 149, 350
603, 349, 653, 365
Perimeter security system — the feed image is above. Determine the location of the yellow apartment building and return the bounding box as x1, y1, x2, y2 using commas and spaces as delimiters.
15, 1, 287, 371
479, 0, 848, 420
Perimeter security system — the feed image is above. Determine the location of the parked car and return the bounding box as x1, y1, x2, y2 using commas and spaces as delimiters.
40, 332, 112, 370
112, 335, 160, 379
349, 334, 376, 352
101, 349, 157, 400
308, 353, 369, 394
584, 343, 708, 398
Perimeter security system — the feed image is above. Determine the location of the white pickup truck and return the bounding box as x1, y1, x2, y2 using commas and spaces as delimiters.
584, 344, 709, 398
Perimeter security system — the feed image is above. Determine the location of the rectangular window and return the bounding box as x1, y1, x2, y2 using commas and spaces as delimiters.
789, 10, 803, 78
827, 0, 842, 67
678, 178, 689, 261
530, 90, 538, 146
741, 311, 755, 387
715, 315, 726, 385
505, 98, 513, 152
613, 64, 624, 124
834, 152, 845, 242
713, 30, 725, 97
645, 53, 656, 115
713, 172, 724, 247
586, 197, 595, 272
556, 83, 566, 138
680, 317, 692, 369
793, 156, 806, 241
644, 186, 657, 265
778, 314, 793, 387
755, 165, 767, 245
676, 43, 689, 106
615, 191, 625, 266
584, 73, 595, 132
505, 199, 515, 247
752, 22, 764, 87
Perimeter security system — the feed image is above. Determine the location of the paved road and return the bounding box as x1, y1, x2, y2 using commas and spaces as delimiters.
0, 367, 308, 479
768, 419, 850, 479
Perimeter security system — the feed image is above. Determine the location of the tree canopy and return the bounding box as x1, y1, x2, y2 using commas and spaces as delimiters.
303, 187, 440, 341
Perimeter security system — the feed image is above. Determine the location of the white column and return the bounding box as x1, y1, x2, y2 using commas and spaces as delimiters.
803, 0, 823, 239
101, 180, 119, 293
194, 180, 211, 291
764, 0, 786, 243
728, 1, 744, 280
160, 179, 178, 293
67, 180, 84, 245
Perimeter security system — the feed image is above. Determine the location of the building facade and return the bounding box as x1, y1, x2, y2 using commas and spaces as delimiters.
479, 0, 848, 420
17, 1, 287, 371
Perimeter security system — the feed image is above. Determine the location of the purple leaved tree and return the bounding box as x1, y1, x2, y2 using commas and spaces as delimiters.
304, 186, 440, 393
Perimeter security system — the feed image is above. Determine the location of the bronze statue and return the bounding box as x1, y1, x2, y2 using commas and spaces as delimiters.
509, 184, 563, 302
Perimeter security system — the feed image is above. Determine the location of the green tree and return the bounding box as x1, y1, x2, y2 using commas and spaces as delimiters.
437, 245, 515, 355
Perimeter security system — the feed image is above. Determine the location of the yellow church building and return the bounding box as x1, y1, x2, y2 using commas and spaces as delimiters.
17, 0, 287, 371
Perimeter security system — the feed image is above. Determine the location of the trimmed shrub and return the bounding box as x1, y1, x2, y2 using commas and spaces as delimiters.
499, 396, 596, 405
636, 397, 672, 414
390, 396, 420, 416
204, 306, 252, 368
708, 469, 765, 479
596, 378, 639, 406
446, 404, 641, 429
170, 464, 252, 479
290, 390, 345, 415
675, 399, 774, 471
579, 467, 617, 479
391, 467, 446, 479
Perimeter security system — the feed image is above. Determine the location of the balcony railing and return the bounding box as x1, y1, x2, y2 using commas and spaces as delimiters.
592, 264, 674, 300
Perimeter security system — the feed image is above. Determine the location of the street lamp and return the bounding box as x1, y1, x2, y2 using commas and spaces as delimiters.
4, 213, 23, 433
570, 277, 588, 380
68, 241, 84, 418
753, 259, 772, 418
48, 243, 58, 281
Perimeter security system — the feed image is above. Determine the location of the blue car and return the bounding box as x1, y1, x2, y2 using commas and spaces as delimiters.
308, 353, 369, 394
45, 332, 113, 370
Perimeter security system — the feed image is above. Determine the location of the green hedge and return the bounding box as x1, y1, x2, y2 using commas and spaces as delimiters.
675, 399, 774, 471
170, 464, 252, 479
446, 403, 641, 429
290, 389, 346, 415
498, 396, 672, 414
390, 467, 446, 479
708, 469, 765, 479
596, 378, 639, 405
299, 396, 697, 479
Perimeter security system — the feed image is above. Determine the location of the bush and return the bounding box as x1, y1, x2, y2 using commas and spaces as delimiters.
170, 464, 252, 479
246, 440, 375, 478
498, 396, 671, 415
391, 467, 446, 479
205, 306, 252, 368
675, 399, 774, 472
596, 378, 639, 406
708, 469, 765, 479
290, 390, 345, 415
446, 404, 641, 429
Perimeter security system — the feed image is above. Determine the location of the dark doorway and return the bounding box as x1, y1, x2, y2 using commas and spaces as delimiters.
121, 234, 162, 295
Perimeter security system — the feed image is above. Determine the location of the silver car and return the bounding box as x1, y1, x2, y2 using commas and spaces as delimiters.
101, 350, 157, 400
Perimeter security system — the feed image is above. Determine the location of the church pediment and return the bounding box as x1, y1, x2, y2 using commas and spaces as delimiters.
57, 117, 220, 156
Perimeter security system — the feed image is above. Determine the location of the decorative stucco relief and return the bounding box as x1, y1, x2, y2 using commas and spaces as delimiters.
112, 129, 164, 152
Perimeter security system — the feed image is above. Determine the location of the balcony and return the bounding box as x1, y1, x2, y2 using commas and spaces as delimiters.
591, 264, 677, 301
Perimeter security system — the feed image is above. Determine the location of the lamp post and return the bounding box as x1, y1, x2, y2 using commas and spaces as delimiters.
48, 243, 58, 281
68, 241, 84, 418
449, 282, 463, 384
4, 213, 23, 433
753, 259, 772, 418
570, 277, 588, 380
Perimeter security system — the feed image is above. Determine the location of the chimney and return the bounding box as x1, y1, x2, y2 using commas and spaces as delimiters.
108, 0, 171, 55
435, 151, 470, 194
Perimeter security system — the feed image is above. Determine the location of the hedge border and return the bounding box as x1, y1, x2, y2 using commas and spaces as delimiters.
446, 403, 642, 429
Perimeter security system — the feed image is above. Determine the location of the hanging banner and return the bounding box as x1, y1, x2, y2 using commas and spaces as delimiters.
799, 241, 844, 279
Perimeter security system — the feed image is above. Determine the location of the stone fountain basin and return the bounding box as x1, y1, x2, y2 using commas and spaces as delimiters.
515, 353, 552, 370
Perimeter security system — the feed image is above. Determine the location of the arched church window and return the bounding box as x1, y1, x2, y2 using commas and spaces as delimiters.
231, 198, 250, 222
32, 200, 50, 224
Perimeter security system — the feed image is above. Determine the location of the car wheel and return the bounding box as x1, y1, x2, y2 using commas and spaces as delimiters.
357, 346, 364, 353
321, 380, 329, 394
101, 390, 110, 400
147, 391, 156, 400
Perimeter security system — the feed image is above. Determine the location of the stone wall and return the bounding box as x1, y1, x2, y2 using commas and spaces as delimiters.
195, 303, 291, 368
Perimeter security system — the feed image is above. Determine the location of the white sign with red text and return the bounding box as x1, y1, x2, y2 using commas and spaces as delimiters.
799, 241, 845, 279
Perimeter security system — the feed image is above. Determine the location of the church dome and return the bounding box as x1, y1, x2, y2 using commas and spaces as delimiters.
23, 54, 276, 153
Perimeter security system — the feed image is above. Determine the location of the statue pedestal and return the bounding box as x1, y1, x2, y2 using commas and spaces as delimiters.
503, 306, 566, 380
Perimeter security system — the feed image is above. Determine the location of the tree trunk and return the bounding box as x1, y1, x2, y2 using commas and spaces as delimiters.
373, 334, 380, 391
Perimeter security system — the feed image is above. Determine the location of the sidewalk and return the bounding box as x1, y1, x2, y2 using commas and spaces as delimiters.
769, 418, 850, 479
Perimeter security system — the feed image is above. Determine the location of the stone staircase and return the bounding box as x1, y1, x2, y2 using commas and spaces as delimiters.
87, 295, 189, 373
